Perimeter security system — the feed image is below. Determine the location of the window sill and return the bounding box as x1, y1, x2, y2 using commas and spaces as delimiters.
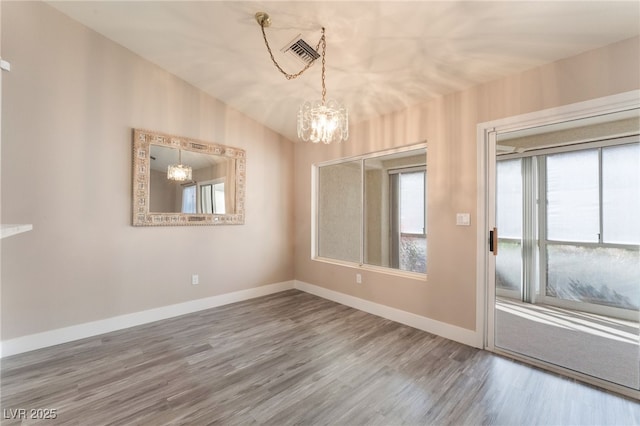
312, 256, 427, 281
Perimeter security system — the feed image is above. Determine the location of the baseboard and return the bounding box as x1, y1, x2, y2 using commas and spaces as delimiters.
294, 280, 481, 348
0, 280, 295, 358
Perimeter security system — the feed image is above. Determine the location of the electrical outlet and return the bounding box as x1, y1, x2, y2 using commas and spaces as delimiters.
191, 274, 199, 285
356, 273, 362, 284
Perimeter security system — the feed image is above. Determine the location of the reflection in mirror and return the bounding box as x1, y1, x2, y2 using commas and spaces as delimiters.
148, 145, 235, 215
132, 129, 245, 226
315, 145, 427, 274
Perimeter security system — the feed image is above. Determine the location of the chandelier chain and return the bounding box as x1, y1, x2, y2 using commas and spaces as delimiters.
255, 12, 347, 144
320, 28, 326, 104
260, 23, 324, 81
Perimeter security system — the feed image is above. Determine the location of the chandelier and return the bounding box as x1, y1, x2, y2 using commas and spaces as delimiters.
256, 12, 348, 144
167, 149, 192, 181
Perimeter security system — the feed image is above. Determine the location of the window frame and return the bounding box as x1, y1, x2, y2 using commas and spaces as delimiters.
181, 183, 197, 214
198, 178, 226, 215
312, 143, 427, 279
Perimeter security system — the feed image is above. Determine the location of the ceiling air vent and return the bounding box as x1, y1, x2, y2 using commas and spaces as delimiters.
281, 34, 320, 65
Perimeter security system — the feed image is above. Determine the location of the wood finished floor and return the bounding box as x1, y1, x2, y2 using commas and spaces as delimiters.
1, 290, 639, 426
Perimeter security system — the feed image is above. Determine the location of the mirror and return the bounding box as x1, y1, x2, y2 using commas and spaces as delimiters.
132, 129, 245, 226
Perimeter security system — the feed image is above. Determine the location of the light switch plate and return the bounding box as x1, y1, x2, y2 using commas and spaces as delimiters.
456, 213, 470, 226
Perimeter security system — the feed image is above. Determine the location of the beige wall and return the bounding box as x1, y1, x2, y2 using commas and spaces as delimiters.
294, 36, 640, 331
149, 169, 176, 213
1, 2, 294, 339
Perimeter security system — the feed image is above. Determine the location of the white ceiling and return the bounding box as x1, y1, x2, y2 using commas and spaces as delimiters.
48, 1, 640, 142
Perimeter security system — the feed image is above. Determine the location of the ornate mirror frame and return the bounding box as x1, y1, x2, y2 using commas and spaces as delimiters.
132, 129, 246, 226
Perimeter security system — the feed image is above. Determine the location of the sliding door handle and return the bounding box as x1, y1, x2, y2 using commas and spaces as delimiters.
489, 227, 498, 256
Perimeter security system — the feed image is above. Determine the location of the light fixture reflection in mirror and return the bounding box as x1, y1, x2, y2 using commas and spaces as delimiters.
133, 129, 246, 226
167, 149, 192, 181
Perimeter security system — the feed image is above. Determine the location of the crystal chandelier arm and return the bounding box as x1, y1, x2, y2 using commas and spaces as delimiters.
257, 12, 324, 81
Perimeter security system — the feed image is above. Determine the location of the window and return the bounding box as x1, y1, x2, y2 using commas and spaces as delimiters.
496, 138, 640, 318
390, 168, 426, 273
315, 145, 427, 275
542, 143, 639, 312
200, 180, 226, 214
181, 184, 197, 214
496, 159, 522, 295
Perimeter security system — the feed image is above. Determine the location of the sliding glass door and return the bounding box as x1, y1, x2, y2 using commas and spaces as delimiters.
492, 113, 640, 391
